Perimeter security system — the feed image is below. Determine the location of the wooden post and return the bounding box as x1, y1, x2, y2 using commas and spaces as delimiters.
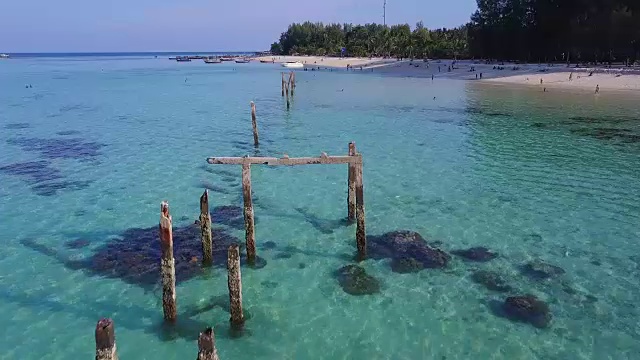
242, 163, 256, 263
285, 82, 290, 110
227, 244, 245, 328
159, 201, 177, 322
347, 142, 356, 221
250, 101, 259, 146
200, 190, 213, 264
197, 327, 220, 360
354, 155, 366, 258
95, 318, 117, 360
289, 72, 294, 96
281, 72, 285, 97
292, 71, 296, 88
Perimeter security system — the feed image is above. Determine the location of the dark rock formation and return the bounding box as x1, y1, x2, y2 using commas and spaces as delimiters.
451, 247, 498, 262
65, 239, 91, 249
4, 123, 30, 129
211, 205, 245, 229
262, 241, 277, 249
502, 295, 552, 328
20, 221, 266, 289
390, 256, 424, 273
471, 270, 512, 292
367, 230, 450, 272
522, 259, 565, 280
7, 137, 105, 160
56, 130, 81, 136
334, 265, 380, 296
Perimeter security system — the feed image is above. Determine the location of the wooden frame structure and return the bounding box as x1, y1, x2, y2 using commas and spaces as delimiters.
206, 142, 366, 261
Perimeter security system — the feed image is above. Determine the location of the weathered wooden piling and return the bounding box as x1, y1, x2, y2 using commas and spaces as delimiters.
291, 71, 296, 89
347, 142, 356, 221
197, 327, 220, 360
159, 201, 177, 322
289, 72, 294, 96
241, 163, 256, 263
285, 82, 290, 110
250, 101, 259, 146
200, 190, 213, 264
281, 72, 285, 97
354, 154, 366, 258
95, 318, 118, 360
227, 244, 245, 327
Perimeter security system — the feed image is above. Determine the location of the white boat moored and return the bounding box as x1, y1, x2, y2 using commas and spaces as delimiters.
0, 53, 10, 59
282, 61, 303, 69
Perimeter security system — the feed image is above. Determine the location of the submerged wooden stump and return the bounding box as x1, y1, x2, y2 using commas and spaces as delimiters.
200, 190, 213, 264
289, 72, 295, 96
281, 72, 285, 97
159, 201, 177, 322
354, 155, 366, 258
95, 318, 118, 360
197, 327, 220, 360
227, 244, 245, 329
242, 163, 256, 263
285, 83, 290, 109
347, 142, 356, 221
250, 101, 259, 147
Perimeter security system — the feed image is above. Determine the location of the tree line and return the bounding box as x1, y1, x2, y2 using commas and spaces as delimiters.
468, 0, 640, 63
270, 22, 469, 59
269, 0, 640, 63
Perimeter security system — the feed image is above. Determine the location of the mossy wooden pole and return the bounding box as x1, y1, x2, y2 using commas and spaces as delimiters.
347, 142, 356, 221
242, 163, 256, 263
285, 82, 290, 110
250, 101, 259, 147
289, 72, 294, 97
227, 244, 245, 328
95, 318, 117, 360
200, 190, 213, 264
197, 327, 220, 360
159, 201, 177, 322
281, 72, 285, 97
354, 154, 366, 258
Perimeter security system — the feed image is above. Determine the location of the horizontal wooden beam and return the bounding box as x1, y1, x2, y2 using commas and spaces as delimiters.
206, 153, 361, 166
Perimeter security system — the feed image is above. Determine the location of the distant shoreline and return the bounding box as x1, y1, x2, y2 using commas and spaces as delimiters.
0, 51, 260, 59
261, 55, 640, 94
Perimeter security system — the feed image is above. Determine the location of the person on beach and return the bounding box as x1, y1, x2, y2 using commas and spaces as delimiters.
480, 73, 483, 79
569, 72, 573, 81
432, 74, 434, 80
540, 78, 543, 84
595, 84, 600, 94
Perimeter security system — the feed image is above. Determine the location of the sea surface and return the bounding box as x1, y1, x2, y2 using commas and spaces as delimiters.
1, 55, 639, 359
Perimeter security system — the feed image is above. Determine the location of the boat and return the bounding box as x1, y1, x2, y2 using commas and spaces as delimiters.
176, 56, 191, 62
220, 56, 234, 62
0, 54, 9, 59
204, 57, 222, 64
282, 61, 304, 69
235, 58, 251, 63
260, 59, 275, 63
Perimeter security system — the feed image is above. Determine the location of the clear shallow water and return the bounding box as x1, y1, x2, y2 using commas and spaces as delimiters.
1, 56, 640, 359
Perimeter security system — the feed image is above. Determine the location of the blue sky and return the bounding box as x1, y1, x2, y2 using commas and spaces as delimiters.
0, 0, 477, 52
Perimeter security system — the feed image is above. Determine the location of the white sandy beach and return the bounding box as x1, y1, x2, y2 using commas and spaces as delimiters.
258, 55, 640, 93
256, 55, 394, 68
483, 70, 640, 92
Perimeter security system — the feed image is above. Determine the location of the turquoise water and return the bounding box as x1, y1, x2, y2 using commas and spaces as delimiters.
1, 56, 640, 359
